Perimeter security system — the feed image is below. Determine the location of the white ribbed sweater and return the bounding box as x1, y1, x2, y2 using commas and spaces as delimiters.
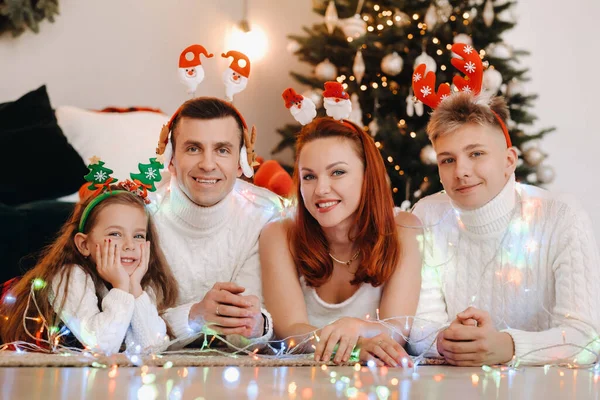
50, 266, 169, 354
152, 178, 283, 347
408, 175, 600, 365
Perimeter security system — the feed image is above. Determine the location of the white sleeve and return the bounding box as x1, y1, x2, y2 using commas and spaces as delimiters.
164, 247, 275, 351
502, 206, 600, 366
407, 201, 449, 358
232, 242, 263, 304
407, 263, 449, 358
161, 301, 203, 349
124, 288, 170, 353
227, 244, 274, 348
51, 266, 135, 354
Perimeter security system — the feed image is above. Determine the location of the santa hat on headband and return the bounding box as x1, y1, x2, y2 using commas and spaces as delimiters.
222, 51, 251, 102
178, 44, 214, 95
282, 88, 317, 126
323, 81, 352, 121
222, 50, 251, 77
282, 81, 355, 125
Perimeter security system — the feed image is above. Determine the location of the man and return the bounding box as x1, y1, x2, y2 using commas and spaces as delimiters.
153, 97, 284, 347
408, 92, 600, 366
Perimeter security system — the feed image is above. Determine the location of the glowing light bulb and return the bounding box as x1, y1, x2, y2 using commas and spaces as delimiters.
223, 367, 240, 383
32, 279, 46, 290
225, 24, 268, 62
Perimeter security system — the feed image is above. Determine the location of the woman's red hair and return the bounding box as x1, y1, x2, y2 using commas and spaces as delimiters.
291, 117, 400, 287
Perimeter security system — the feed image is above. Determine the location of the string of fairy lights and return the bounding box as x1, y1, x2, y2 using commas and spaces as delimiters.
1, 280, 598, 369
1, 189, 598, 374
329, 2, 495, 200
338, 3, 488, 92
0, 2, 596, 380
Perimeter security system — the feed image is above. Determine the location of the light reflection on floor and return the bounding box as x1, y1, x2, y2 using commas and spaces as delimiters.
0, 364, 598, 400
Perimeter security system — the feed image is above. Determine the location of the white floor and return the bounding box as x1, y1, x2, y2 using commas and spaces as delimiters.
0, 365, 598, 399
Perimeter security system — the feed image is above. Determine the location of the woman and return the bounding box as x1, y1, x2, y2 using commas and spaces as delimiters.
260, 117, 422, 367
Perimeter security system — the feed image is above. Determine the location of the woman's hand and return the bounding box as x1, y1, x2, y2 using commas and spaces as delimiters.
314, 317, 364, 364
357, 333, 413, 368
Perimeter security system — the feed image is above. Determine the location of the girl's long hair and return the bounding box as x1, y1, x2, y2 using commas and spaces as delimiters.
0, 189, 178, 344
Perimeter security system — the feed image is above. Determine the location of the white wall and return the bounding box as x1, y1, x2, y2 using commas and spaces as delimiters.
502, 0, 600, 239
2, 0, 599, 238
0, 0, 318, 162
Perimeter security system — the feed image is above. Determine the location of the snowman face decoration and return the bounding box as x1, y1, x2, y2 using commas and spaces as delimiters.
185, 67, 197, 78
228, 71, 243, 84
179, 65, 206, 95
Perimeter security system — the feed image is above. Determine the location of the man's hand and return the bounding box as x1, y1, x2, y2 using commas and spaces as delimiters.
240, 294, 265, 339
437, 307, 515, 366
188, 282, 257, 336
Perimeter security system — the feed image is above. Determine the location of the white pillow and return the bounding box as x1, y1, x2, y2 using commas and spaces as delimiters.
55, 106, 168, 182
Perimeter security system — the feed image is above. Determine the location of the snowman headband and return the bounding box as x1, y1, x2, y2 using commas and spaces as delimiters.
412, 43, 511, 147
282, 81, 357, 128
78, 156, 163, 232
156, 44, 257, 178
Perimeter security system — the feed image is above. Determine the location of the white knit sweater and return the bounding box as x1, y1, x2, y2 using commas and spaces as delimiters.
152, 178, 284, 347
50, 266, 169, 354
408, 175, 600, 365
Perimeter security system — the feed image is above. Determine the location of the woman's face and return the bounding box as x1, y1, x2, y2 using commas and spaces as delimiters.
298, 137, 364, 229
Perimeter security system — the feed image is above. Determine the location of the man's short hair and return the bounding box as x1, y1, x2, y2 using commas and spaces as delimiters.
426, 92, 510, 142
170, 97, 245, 148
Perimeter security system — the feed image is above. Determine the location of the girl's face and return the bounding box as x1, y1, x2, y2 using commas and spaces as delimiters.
298, 137, 364, 229
77, 203, 148, 275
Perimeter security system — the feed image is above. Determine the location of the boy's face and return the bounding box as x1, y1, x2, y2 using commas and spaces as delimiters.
169, 116, 242, 207
433, 123, 517, 210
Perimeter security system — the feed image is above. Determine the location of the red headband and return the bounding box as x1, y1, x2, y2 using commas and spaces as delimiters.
412, 43, 512, 147
342, 120, 360, 133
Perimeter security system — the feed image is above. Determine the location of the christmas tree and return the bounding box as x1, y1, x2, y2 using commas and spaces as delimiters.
130, 158, 163, 192
84, 159, 116, 190
275, 0, 554, 208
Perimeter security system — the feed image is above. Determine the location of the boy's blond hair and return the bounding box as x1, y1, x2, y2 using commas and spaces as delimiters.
426, 92, 510, 143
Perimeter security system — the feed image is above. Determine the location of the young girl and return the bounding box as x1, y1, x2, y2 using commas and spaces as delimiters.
0, 185, 178, 354
260, 117, 423, 367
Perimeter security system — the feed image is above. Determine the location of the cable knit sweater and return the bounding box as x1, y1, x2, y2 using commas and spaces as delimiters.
50, 266, 169, 354
152, 178, 284, 347
408, 175, 600, 365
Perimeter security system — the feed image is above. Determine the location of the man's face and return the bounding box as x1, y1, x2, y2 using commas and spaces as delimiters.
169, 117, 242, 207
434, 123, 517, 210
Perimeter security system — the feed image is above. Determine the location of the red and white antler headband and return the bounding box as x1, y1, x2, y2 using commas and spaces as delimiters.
412, 43, 512, 147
